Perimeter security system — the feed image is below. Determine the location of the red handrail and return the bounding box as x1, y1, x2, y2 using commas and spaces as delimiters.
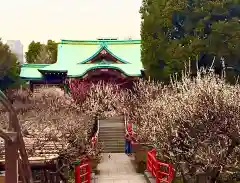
147, 149, 174, 183
75, 160, 91, 183
91, 136, 97, 148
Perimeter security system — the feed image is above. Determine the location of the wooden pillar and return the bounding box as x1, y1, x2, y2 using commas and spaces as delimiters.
29, 81, 34, 92
63, 159, 69, 183
5, 138, 18, 183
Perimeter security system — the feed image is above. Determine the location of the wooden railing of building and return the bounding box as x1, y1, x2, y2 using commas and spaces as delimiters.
0, 90, 33, 183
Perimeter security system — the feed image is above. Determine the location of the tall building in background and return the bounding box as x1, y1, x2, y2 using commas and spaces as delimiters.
6, 40, 24, 64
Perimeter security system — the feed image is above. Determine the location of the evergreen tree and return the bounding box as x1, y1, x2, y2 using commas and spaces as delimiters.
140, 0, 240, 83
25, 40, 58, 64
0, 39, 21, 90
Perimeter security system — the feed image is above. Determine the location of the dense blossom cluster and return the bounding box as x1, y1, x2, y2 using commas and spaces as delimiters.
0, 87, 101, 163
1, 73, 240, 182
123, 74, 240, 182
68, 74, 240, 181
69, 79, 126, 119
68, 79, 91, 103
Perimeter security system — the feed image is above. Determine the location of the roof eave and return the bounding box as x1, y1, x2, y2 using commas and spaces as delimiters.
20, 77, 44, 81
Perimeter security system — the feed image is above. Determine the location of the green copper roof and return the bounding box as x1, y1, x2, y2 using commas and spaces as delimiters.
20, 39, 143, 80
57, 44, 100, 65
20, 64, 50, 80
107, 44, 141, 66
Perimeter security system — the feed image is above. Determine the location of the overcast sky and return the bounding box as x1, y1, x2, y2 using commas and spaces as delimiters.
0, 0, 142, 49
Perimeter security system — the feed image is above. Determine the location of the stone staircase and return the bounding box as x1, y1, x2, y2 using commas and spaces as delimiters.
99, 116, 125, 153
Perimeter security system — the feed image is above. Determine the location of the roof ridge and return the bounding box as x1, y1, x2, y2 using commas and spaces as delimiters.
21, 64, 51, 68
60, 39, 141, 44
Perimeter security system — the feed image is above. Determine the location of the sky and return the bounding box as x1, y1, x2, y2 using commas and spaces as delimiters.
0, 0, 142, 50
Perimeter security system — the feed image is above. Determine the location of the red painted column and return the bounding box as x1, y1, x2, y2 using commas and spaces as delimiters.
155, 161, 160, 183
75, 165, 81, 183
87, 163, 91, 183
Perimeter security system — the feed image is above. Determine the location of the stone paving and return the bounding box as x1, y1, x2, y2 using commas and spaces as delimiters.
94, 153, 147, 183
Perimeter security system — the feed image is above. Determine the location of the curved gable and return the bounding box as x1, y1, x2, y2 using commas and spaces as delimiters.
79, 44, 130, 64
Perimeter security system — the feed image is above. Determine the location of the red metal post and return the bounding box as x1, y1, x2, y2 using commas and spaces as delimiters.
146, 151, 149, 172
75, 165, 81, 183
151, 154, 154, 176
168, 164, 174, 182
87, 163, 91, 183
155, 162, 160, 183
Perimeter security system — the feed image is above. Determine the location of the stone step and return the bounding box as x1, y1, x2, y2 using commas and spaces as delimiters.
101, 141, 125, 145
100, 135, 125, 137
100, 138, 125, 142
103, 148, 125, 153
100, 117, 123, 122
99, 126, 124, 129
102, 145, 125, 148
100, 118, 123, 121
100, 126, 124, 129
99, 131, 125, 135
100, 142, 125, 145
100, 140, 124, 144
99, 120, 123, 124
102, 145, 125, 149
99, 138, 125, 141
100, 132, 124, 134
99, 136, 124, 140
100, 138, 124, 141
108, 116, 123, 120
102, 148, 125, 152
99, 125, 124, 128
98, 135, 124, 141
99, 119, 124, 122
100, 129, 125, 132
102, 146, 125, 151
99, 139, 124, 143
101, 142, 125, 147
99, 131, 125, 134
99, 131, 124, 133
100, 131, 125, 134
101, 145, 125, 149
101, 139, 125, 142
99, 143, 124, 147
99, 139, 124, 142
100, 127, 125, 130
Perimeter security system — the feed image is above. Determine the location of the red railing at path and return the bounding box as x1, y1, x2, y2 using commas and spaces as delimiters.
75, 159, 91, 183
147, 149, 174, 183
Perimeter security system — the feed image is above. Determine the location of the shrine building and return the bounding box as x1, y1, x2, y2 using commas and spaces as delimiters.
20, 39, 144, 91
